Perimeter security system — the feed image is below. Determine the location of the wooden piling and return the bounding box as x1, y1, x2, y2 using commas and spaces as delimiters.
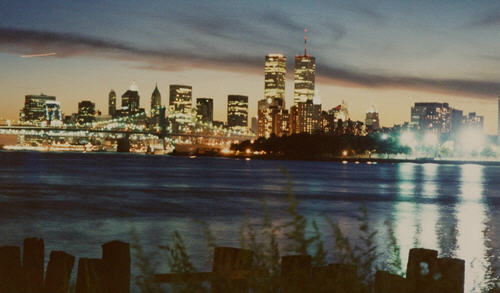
75, 258, 105, 293
436, 257, 465, 293
280, 255, 312, 293
22, 237, 44, 292
374, 270, 409, 293
43, 251, 75, 293
406, 248, 438, 293
0, 246, 22, 293
102, 240, 130, 293
211, 247, 253, 293
311, 263, 359, 293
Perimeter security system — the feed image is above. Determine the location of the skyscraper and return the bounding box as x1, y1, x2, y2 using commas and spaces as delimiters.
120, 82, 140, 116
169, 85, 193, 132
293, 29, 316, 105
108, 90, 116, 118
20, 94, 57, 125
77, 100, 96, 125
265, 54, 286, 108
196, 98, 213, 124
227, 95, 248, 131
151, 84, 162, 124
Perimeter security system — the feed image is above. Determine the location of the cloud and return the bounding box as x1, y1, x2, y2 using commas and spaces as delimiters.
467, 11, 500, 28
318, 65, 500, 98
1, 27, 499, 99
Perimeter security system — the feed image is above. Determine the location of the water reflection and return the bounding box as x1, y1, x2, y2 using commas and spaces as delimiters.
394, 163, 495, 292
456, 165, 491, 292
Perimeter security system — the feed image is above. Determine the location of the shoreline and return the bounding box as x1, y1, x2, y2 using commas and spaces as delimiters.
2, 148, 500, 166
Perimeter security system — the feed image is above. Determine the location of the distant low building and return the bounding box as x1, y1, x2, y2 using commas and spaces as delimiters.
77, 100, 96, 125
20, 94, 57, 125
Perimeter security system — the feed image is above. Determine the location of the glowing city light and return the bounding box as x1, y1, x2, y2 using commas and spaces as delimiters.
423, 132, 438, 147
400, 131, 417, 148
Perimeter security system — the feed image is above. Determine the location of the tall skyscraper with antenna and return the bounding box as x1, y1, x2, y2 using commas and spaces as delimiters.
293, 29, 316, 105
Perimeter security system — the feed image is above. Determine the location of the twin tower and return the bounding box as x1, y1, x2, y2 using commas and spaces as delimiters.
259, 41, 317, 138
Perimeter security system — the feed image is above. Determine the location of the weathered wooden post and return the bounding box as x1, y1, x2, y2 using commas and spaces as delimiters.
22, 237, 44, 292
0, 246, 22, 293
102, 240, 130, 293
311, 263, 359, 293
406, 248, 438, 293
75, 258, 106, 293
211, 247, 253, 293
374, 270, 409, 293
435, 257, 465, 293
280, 255, 311, 293
43, 251, 75, 293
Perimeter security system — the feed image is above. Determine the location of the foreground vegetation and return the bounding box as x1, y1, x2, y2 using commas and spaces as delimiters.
131, 172, 408, 293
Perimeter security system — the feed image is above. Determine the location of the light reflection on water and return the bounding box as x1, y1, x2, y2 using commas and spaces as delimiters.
0, 152, 498, 292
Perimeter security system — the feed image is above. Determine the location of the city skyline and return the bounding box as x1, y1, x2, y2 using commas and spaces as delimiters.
1, 1, 500, 133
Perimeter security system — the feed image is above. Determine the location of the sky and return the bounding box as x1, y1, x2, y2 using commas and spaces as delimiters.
1, 0, 500, 133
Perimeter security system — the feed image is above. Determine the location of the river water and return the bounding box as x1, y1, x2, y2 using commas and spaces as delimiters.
0, 151, 498, 292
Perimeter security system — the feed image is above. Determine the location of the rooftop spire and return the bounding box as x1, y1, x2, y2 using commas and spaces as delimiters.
304, 28, 307, 55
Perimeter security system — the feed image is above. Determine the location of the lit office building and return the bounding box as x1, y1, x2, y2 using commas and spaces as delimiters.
297, 100, 321, 134
196, 98, 214, 124
258, 99, 273, 137
20, 94, 57, 125
150, 84, 162, 125
227, 95, 248, 131
77, 100, 96, 125
119, 82, 143, 117
365, 105, 380, 133
265, 54, 287, 109
410, 102, 451, 134
293, 31, 316, 105
169, 85, 193, 132
108, 90, 116, 118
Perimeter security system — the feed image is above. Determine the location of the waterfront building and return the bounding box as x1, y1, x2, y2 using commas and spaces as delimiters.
227, 95, 248, 131
265, 54, 287, 109
169, 85, 193, 132
293, 30, 316, 105
451, 108, 465, 135
150, 84, 162, 126
365, 105, 380, 133
77, 100, 96, 125
108, 90, 116, 118
20, 94, 57, 125
410, 102, 451, 134
196, 98, 213, 124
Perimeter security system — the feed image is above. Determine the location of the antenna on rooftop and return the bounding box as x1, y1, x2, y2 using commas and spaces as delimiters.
304, 28, 308, 55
